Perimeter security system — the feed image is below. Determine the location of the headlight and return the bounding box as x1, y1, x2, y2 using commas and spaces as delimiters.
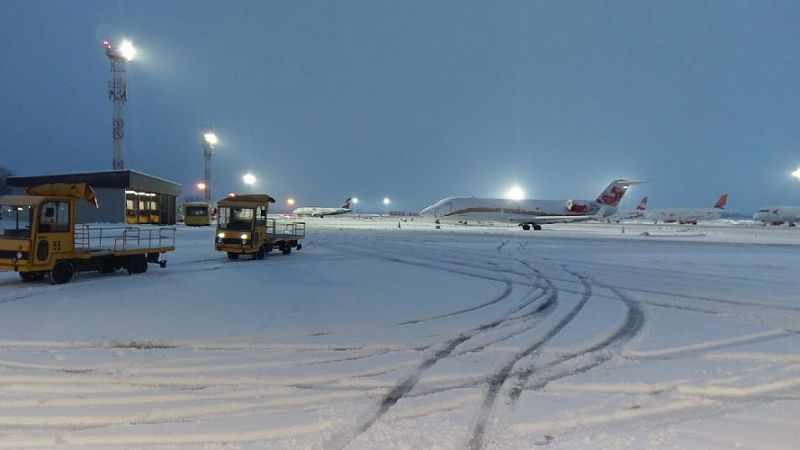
217, 232, 226, 238
16, 252, 23, 259
240, 233, 248, 240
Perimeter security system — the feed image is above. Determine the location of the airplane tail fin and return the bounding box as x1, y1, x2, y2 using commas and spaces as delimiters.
595, 179, 644, 207
714, 193, 728, 209
340, 197, 353, 209
636, 196, 648, 211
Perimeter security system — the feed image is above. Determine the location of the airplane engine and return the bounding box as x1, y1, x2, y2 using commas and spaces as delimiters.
565, 200, 590, 213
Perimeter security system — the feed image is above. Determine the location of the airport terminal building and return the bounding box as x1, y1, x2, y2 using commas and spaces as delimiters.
7, 170, 181, 225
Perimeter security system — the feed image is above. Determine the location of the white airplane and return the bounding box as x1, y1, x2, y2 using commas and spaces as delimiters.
419, 179, 642, 230
753, 206, 800, 226
293, 198, 353, 217
606, 195, 648, 222
646, 193, 728, 225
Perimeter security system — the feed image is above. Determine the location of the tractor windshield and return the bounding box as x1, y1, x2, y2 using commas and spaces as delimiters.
0, 204, 33, 239
218, 207, 254, 231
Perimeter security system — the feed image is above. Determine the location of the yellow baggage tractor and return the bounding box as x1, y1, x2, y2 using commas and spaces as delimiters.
0, 183, 175, 284
215, 194, 305, 260
183, 201, 213, 226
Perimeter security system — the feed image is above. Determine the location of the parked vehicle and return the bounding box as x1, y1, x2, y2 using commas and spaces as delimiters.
184, 201, 214, 226
215, 194, 305, 260
0, 183, 175, 284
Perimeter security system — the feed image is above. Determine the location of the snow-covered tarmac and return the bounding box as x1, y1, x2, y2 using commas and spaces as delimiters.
1, 218, 799, 449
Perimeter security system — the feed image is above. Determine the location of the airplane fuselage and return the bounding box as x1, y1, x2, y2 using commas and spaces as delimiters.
419, 197, 614, 224
293, 207, 351, 217
753, 206, 800, 225
647, 208, 721, 224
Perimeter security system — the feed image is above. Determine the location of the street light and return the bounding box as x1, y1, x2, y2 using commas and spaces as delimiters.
243, 172, 256, 187
202, 127, 218, 202
118, 40, 136, 62
203, 132, 218, 145
287, 198, 296, 206
383, 197, 391, 216
196, 182, 206, 191
505, 185, 525, 200
352, 197, 359, 205
792, 167, 800, 181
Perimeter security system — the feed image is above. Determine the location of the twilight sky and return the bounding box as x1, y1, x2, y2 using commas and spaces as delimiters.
1, 0, 799, 213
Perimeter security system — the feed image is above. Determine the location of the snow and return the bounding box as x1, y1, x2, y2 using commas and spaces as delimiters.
0, 217, 799, 449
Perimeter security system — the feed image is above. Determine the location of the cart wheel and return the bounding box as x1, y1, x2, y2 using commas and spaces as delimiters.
283, 246, 292, 255
256, 247, 265, 260
127, 254, 148, 274
227, 252, 239, 260
296, 243, 302, 251
20, 271, 46, 282
50, 261, 74, 284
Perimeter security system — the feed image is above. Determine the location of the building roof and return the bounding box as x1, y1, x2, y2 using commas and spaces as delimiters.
7, 170, 181, 196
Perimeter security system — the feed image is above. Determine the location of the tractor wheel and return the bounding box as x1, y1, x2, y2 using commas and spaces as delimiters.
50, 261, 74, 284
283, 245, 292, 255
256, 247, 265, 260
227, 252, 239, 260
127, 254, 148, 274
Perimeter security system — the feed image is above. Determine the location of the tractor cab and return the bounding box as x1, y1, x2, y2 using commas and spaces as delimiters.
0, 190, 82, 274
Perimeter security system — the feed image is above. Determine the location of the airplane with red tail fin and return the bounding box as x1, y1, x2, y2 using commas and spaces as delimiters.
419, 179, 643, 230
646, 193, 728, 225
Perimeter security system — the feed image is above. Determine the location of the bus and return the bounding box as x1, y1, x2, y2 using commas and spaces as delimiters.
184, 201, 213, 226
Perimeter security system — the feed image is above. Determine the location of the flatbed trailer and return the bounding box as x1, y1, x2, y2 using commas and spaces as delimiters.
214, 194, 305, 260
0, 183, 175, 284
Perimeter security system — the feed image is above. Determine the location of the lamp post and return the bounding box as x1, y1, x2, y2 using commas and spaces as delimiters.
383, 197, 391, 216
102, 38, 136, 170
202, 127, 218, 202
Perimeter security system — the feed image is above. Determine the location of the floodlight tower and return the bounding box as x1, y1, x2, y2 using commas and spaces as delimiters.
103, 39, 136, 170
202, 126, 218, 202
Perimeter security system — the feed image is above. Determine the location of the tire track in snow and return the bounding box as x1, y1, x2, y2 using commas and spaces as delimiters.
325, 260, 554, 450
511, 284, 645, 398
467, 262, 591, 450
396, 280, 514, 325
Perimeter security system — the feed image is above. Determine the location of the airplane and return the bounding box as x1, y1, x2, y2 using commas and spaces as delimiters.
646, 193, 728, 225
605, 195, 648, 222
419, 179, 642, 230
753, 206, 800, 226
292, 197, 353, 217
